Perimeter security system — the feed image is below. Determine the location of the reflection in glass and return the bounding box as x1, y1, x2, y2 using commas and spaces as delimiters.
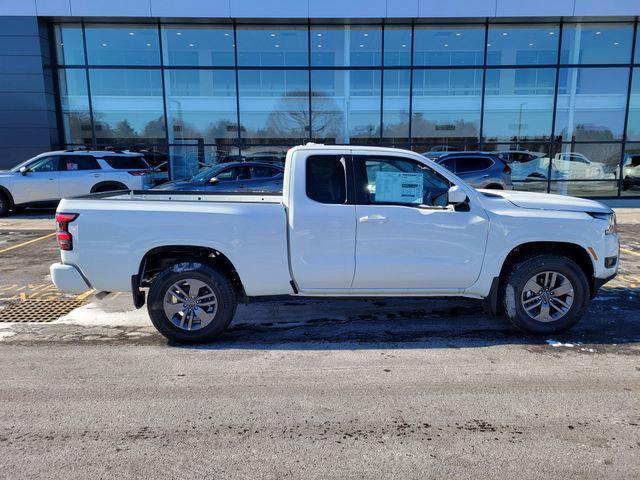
550, 180, 618, 197
622, 144, 640, 195
550, 143, 621, 183
165, 70, 237, 144
554, 68, 629, 142
89, 69, 165, 144
54, 24, 85, 65
627, 69, 640, 141
486, 24, 559, 65
560, 23, 633, 64
412, 69, 482, 144
310, 26, 381, 66
169, 144, 233, 181
237, 26, 308, 66
85, 25, 160, 65
161, 26, 234, 66
238, 70, 309, 144
384, 27, 412, 66
483, 68, 555, 142
413, 25, 485, 66
239, 145, 289, 166
311, 70, 381, 144
383, 70, 410, 143
58, 69, 91, 144
482, 142, 550, 187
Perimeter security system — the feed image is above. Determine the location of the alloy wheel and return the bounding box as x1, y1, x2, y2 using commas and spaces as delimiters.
520, 271, 574, 323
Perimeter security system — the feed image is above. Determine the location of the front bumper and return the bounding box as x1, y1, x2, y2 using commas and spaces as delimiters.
50, 262, 91, 293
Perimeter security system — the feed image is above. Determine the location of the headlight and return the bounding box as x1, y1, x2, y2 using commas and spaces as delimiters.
588, 212, 617, 235
606, 212, 617, 235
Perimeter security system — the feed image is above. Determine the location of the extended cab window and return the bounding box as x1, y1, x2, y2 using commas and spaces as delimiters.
306, 155, 347, 204
61, 155, 100, 171
356, 156, 450, 208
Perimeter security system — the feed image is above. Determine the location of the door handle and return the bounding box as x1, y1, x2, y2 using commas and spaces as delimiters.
359, 214, 388, 224
93, 174, 101, 178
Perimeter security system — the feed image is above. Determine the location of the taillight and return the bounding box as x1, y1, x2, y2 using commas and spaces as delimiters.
56, 213, 78, 251
128, 170, 150, 176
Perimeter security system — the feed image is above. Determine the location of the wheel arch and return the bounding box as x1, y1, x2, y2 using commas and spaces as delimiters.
90, 181, 129, 193
498, 241, 596, 300
137, 245, 246, 304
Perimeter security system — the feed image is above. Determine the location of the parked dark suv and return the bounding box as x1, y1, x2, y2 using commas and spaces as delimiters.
425, 152, 513, 190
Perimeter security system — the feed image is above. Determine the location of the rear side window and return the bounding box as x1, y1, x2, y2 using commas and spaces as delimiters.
61, 155, 100, 171
455, 157, 493, 173
440, 158, 456, 172
306, 155, 347, 204
248, 165, 279, 179
103, 156, 148, 170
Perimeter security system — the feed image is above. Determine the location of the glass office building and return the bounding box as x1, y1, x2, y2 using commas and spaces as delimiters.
52, 21, 640, 196
0, 0, 638, 199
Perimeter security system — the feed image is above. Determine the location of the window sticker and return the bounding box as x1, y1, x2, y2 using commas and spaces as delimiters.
374, 171, 424, 204
67, 162, 78, 170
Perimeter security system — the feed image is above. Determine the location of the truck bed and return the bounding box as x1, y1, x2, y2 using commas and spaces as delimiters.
57, 190, 291, 296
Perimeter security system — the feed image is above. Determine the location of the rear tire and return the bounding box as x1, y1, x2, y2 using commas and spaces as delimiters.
501, 254, 590, 335
0, 192, 9, 217
147, 262, 237, 344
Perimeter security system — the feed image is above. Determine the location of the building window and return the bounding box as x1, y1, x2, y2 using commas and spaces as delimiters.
560, 23, 634, 65
413, 25, 485, 67
54, 24, 85, 65
161, 25, 235, 66
58, 69, 91, 145
483, 68, 556, 143
554, 67, 629, 142
85, 24, 161, 66
486, 24, 559, 65
310, 26, 382, 67
237, 26, 308, 67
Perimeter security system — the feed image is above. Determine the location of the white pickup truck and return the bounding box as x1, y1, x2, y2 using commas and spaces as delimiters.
50, 145, 620, 343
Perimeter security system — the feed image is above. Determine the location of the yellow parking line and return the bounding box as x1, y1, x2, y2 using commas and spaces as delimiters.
75, 289, 95, 301
620, 247, 640, 257
0, 232, 56, 254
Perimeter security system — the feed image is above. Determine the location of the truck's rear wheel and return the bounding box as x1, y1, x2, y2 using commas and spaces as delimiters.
147, 263, 237, 343
0, 192, 10, 217
502, 255, 590, 334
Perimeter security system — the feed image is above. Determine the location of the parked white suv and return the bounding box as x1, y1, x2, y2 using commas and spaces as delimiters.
0, 150, 153, 216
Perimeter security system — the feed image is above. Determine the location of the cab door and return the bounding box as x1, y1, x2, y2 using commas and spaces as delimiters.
287, 150, 356, 292
351, 153, 489, 292
11, 155, 61, 205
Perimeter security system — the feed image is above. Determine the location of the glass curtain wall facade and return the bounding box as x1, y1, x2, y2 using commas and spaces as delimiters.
54, 20, 640, 196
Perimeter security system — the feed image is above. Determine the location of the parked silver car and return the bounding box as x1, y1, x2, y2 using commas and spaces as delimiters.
426, 152, 513, 190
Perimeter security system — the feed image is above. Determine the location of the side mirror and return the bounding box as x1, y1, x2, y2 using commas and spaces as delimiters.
208, 177, 219, 185
19, 166, 28, 176
447, 185, 468, 206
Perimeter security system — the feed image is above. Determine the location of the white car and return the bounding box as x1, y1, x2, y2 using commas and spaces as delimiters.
0, 150, 154, 216
51, 144, 619, 343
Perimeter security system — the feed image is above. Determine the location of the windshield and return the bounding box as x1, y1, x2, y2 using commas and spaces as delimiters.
191, 164, 227, 182
9, 154, 45, 172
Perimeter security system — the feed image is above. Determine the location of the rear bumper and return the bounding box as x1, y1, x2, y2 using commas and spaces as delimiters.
50, 262, 91, 293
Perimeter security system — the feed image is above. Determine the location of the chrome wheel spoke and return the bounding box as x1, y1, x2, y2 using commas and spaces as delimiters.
163, 301, 184, 320
171, 284, 190, 302
538, 302, 551, 322
550, 297, 571, 311
184, 279, 208, 298
194, 306, 215, 323
524, 278, 543, 295
551, 282, 573, 297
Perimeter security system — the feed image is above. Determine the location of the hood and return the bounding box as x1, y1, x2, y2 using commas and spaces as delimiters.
152, 180, 196, 191
478, 189, 612, 214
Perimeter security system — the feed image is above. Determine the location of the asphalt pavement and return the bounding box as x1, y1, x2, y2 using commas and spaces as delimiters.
0, 209, 638, 479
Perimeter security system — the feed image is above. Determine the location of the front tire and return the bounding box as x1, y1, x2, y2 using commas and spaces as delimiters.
502, 255, 590, 335
0, 192, 10, 217
147, 262, 237, 344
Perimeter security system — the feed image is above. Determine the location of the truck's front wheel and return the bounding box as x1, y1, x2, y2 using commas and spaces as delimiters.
147, 263, 237, 343
502, 255, 590, 334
